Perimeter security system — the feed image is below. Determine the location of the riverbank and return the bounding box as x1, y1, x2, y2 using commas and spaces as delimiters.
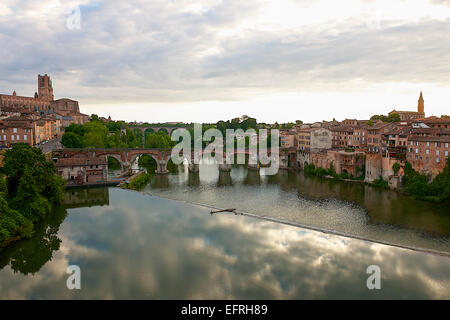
120, 170, 151, 190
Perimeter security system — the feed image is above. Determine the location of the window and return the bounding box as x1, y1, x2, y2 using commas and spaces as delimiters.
16, 135, 19, 140
24, 134, 27, 140
446, 143, 449, 148
11, 135, 14, 141
426, 149, 429, 154
436, 157, 440, 163
2, 135, 5, 140
427, 142, 430, 147
13, 128, 17, 133
445, 151, 449, 157
415, 148, 418, 154
437, 150, 440, 156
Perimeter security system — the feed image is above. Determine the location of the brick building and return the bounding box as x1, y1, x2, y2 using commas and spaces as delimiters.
297, 127, 332, 151
0, 117, 34, 147
0, 74, 89, 127
406, 135, 450, 177
55, 156, 108, 186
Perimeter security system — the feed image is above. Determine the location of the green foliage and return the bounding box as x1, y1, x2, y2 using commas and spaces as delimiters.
108, 157, 122, 170
65, 123, 85, 136
61, 119, 142, 149
303, 162, 364, 181
167, 159, 178, 174
61, 132, 83, 148
370, 178, 389, 189
145, 132, 175, 149
0, 144, 65, 246
123, 173, 151, 190
216, 116, 258, 135
392, 162, 401, 175
402, 160, 450, 204
138, 154, 156, 171
370, 114, 401, 123
0, 194, 33, 244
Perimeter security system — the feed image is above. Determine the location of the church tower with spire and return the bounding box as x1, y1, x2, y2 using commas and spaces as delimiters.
418, 91, 424, 115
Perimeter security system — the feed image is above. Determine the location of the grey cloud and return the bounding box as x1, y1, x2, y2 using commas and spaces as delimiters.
0, 1, 450, 104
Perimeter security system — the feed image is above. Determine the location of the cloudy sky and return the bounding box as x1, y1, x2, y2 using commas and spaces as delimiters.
0, 0, 449, 123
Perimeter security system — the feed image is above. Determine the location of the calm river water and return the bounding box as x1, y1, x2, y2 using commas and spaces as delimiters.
0, 162, 449, 299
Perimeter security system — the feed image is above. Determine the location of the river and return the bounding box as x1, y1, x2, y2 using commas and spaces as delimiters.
0, 162, 449, 299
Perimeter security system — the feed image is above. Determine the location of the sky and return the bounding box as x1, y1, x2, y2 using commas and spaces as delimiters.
0, 0, 449, 123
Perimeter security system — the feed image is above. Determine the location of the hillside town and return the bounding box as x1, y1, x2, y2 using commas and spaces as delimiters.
0, 74, 89, 147
276, 92, 449, 185
0, 75, 449, 188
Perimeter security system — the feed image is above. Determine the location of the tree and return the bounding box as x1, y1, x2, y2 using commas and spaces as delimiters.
392, 162, 400, 176
0, 144, 65, 246
61, 132, 83, 148
145, 132, 174, 149
2, 144, 65, 217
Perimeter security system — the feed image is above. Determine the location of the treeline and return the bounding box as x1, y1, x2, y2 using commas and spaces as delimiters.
0, 144, 65, 246
403, 159, 450, 203
368, 114, 401, 124
62, 116, 179, 150
61, 119, 142, 149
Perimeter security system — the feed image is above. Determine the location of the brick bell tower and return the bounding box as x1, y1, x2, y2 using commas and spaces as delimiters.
418, 91, 424, 115
38, 74, 54, 101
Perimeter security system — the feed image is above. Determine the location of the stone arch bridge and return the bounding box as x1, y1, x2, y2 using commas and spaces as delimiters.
53, 148, 174, 174
128, 126, 187, 147
53, 147, 295, 175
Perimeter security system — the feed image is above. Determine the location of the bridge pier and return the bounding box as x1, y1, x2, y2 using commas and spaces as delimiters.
156, 159, 169, 174
122, 162, 133, 175
188, 163, 199, 173
279, 153, 290, 170
247, 163, 260, 171
218, 171, 232, 186
218, 163, 231, 172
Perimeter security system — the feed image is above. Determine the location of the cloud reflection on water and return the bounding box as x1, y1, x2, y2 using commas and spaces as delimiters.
1, 188, 449, 299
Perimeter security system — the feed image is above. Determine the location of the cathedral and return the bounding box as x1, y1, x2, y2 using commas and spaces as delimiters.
388, 92, 425, 121
0, 74, 85, 119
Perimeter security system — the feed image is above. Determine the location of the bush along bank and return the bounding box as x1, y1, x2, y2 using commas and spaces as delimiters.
0, 144, 65, 247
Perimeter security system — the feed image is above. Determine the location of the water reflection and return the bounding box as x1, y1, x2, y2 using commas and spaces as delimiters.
0, 207, 67, 276
218, 172, 232, 187
244, 170, 261, 185
188, 172, 200, 187
144, 163, 450, 254
63, 187, 110, 209
0, 188, 449, 299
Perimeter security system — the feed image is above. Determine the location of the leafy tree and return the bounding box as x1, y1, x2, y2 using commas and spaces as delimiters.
0, 144, 64, 246
392, 162, 400, 175
2, 144, 64, 219
145, 132, 175, 149
61, 132, 83, 148
65, 123, 85, 136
